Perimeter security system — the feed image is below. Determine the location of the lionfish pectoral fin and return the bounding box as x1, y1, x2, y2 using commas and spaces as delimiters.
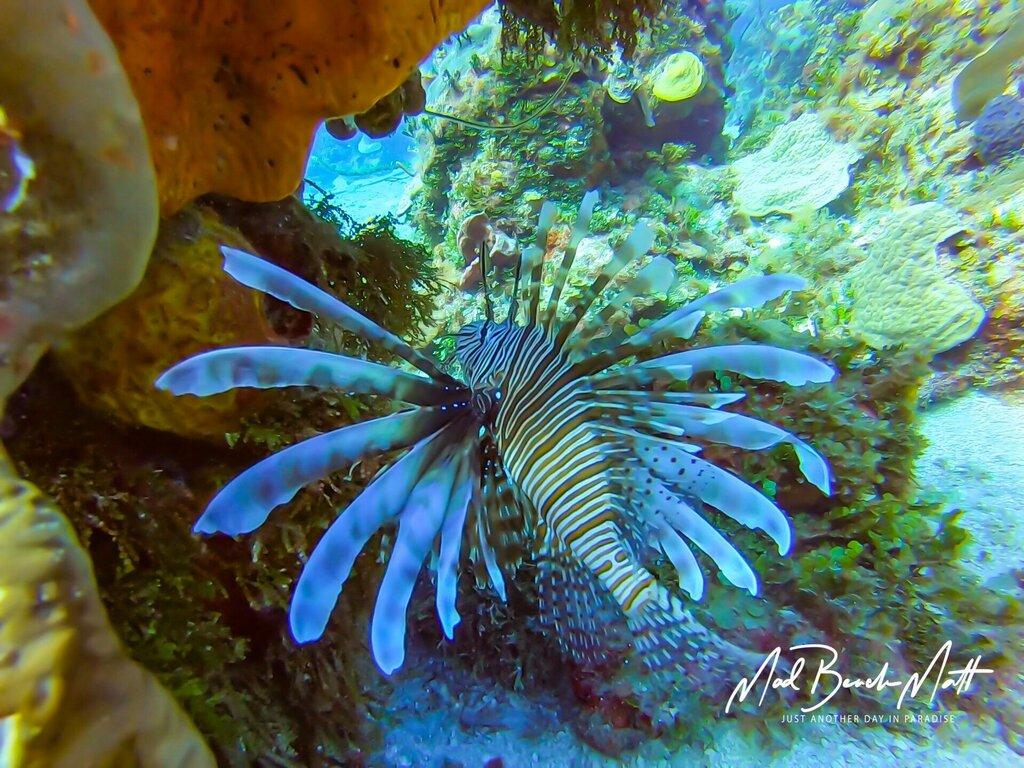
435, 446, 475, 640
372, 441, 467, 675
156, 346, 453, 406
468, 439, 530, 602
219, 246, 456, 384
535, 530, 628, 668
195, 406, 452, 536
289, 418, 468, 645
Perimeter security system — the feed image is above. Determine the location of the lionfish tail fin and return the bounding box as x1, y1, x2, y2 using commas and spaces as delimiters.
536, 527, 628, 668
626, 585, 765, 689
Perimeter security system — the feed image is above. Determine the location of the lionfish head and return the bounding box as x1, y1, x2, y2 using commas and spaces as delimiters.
454, 318, 490, 366
454, 317, 517, 390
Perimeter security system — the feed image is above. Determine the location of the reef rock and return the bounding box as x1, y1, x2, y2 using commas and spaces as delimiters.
846, 203, 985, 355
732, 112, 861, 217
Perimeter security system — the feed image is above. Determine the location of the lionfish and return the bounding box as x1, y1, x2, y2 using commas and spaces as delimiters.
157, 193, 835, 683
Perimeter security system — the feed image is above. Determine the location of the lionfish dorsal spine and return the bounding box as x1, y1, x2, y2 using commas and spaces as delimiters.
542, 190, 599, 335
525, 201, 559, 325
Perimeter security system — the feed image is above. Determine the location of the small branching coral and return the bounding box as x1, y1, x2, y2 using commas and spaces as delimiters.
156, 193, 836, 694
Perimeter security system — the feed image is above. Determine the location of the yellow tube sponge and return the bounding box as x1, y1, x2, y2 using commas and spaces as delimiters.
846, 203, 985, 355
0, 451, 215, 768
650, 51, 706, 102
732, 112, 861, 217
0, 0, 158, 405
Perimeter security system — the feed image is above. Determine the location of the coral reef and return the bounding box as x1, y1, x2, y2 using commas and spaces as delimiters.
497, 0, 663, 57
6, 364, 386, 766
6, 0, 1024, 764
457, 212, 520, 290
973, 95, 1024, 164
845, 203, 984, 355
87, 0, 489, 213
0, 3, 216, 764
732, 112, 861, 217
0, 0, 157, 405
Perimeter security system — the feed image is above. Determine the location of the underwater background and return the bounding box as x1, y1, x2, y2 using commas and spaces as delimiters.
2, 0, 1024, 766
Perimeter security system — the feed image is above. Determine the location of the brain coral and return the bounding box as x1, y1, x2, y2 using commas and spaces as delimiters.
732, 112, 861, 217
88, 0, 489, 213
973, 95, 1024, 164
846, 203, 985, 355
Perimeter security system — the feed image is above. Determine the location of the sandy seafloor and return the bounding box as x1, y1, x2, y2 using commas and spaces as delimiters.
369, 389, 1024, 768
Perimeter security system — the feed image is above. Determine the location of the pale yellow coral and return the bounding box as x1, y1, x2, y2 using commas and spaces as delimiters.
0, 450, 215, 768
732, 112, 861, 217
846, 203, 984, 354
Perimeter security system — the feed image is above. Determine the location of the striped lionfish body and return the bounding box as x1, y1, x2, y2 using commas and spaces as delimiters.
157, 192, 836, 682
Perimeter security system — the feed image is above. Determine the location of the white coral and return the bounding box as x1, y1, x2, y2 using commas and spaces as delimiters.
732, 112, 861, 217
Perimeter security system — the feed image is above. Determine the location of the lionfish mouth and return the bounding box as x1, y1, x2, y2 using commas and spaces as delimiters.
156, 191, 835, 683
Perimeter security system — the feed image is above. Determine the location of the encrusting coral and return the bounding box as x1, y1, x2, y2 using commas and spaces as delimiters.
0, 449, 215, 768
732, 112, 861, 217
87, 0, 490, 213
0, 3, 216, 764
0, 0, 158, 404
845, 203, 985, 355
